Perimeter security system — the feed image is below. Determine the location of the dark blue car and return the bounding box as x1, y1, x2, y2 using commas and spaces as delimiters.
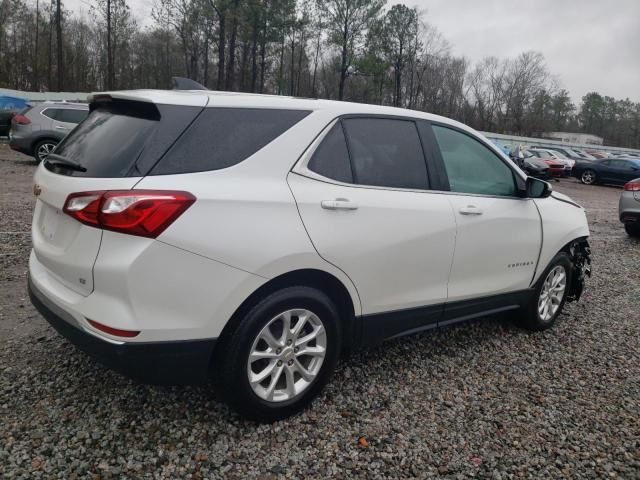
575, 158, 640, 186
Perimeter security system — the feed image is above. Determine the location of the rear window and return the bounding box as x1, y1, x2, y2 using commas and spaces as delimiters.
150, 108, 310, 175
48, 101, 202, 177
51, 102, 159, 177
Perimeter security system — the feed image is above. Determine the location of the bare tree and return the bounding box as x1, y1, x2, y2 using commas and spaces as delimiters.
317, 0, 383, 100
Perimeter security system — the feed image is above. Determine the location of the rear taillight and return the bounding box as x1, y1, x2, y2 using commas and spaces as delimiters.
63, 190, 195, 238
624, 181, 640, 191
12, 114, 31, 125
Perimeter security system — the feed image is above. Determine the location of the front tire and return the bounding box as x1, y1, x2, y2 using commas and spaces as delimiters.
217, 286, 341, 422
520, 252, 572, 331
580, 169, 597, 185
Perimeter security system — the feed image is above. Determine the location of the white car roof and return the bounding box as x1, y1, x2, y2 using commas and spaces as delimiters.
89, 89, 470, 132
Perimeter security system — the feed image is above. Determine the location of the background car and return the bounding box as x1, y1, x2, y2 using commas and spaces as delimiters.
490, 140, 512, 157
0, 95, 28, 137
524, 150, 565, 177
585, 150, 610, 159
518, 157, 551, 179
575, 158, 640, 186
543, 146, 591, 162
529, 147, 574, 175
619, 179, 640, 237
9, 102, 89, 162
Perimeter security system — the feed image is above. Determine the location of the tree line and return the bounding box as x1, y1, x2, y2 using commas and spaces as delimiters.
1, 0, 639, 148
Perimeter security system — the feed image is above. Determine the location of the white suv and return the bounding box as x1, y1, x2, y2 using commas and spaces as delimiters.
28, 90, 591, 421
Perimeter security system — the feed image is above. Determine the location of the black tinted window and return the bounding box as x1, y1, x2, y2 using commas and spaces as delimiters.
52, 101, 160, 177
41, 108, 63, 120
342, 118, 428, 189
58, 109, 88, 124
432, 125, 516, 196
151, 108, 310, 175
307, 123, 353, 183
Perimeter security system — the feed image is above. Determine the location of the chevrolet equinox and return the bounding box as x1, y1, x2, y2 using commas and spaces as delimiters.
28, 90, 591, 421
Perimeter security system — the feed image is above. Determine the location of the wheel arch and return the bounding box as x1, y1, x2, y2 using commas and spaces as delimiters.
31, 136, 60, 157
214, 269, 360, 365
31, 136, 59, 149
533, 236, 591, 302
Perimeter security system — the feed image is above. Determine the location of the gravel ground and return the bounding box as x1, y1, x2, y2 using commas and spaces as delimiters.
1, 144, 639, 479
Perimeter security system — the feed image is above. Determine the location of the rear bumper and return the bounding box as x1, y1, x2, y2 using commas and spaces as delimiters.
620, 211, 640, 224
28, 275, 217, 385
619, 193, 640, 224
8, 135, 32, 155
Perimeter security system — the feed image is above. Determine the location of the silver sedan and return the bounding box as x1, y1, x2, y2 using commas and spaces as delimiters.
620, 178, 640, 237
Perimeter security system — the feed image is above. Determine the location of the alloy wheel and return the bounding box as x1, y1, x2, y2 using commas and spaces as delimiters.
247, 308, 327, 403
538, 265, 567, 322
37, 142, 56, 162
581, 170, 595, 185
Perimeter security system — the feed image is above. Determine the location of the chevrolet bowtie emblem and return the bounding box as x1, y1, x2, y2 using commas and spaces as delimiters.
33, 184, 42, 196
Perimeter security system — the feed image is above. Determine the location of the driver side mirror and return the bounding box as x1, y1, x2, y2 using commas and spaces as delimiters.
525, 176, 552, 198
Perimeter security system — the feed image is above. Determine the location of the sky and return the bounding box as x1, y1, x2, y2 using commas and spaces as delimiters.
64, 0, 640, 103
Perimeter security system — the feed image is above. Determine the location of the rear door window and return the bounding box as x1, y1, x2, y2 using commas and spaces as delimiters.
150, 108, 311, 175
341, 118, 429, 189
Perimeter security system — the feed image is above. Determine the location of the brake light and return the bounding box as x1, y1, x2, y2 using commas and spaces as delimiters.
624, 181, 640, 191
12, 114, 31, 125
87, 319, 140, 338
63, 190, 195, 238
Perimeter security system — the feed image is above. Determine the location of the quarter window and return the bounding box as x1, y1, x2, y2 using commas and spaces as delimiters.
307, 123, 353, 183
41, 108, 63, 120
152, 108, 310, 175
342, 118, 428, 189
432, 125, 517, 196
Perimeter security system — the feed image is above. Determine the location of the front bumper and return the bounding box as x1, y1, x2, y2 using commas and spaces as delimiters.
28, 276, 217, 385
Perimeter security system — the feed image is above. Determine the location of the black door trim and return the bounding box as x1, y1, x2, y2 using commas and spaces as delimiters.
355, 289, 534, 348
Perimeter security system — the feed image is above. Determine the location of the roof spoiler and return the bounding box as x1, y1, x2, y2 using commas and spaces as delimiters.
171, 77, 208, 91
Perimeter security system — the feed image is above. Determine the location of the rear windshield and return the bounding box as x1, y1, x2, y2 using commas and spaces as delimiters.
47, 101, 202, 177
51, 101, 159, 177
149, 108, 311, 175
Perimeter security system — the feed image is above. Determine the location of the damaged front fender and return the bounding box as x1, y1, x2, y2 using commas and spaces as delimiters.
566, 238, 591, 302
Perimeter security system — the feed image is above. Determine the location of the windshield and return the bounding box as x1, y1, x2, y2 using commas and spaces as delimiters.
548, 150, 568, 159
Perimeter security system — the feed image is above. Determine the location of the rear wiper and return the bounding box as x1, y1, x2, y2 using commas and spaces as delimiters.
44, 153, 87, 172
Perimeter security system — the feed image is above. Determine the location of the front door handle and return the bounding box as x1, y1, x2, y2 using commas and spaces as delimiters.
321, 198, 358, 211
459, 205, 484, 216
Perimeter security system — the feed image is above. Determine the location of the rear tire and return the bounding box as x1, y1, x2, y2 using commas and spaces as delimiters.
520, 252, 572, 331
625, 223, 640, 238
217, 286, 341, 422
580, 169, 597, 185
33, 139, 58, 163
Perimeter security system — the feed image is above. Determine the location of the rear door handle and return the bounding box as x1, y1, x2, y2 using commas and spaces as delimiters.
55, 125, 68, 130
321, 198, 358, 211
459, 205, 484, 216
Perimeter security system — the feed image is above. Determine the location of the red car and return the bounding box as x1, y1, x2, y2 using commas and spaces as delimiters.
542, 159, 566, 177
523, 150, 565, 177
